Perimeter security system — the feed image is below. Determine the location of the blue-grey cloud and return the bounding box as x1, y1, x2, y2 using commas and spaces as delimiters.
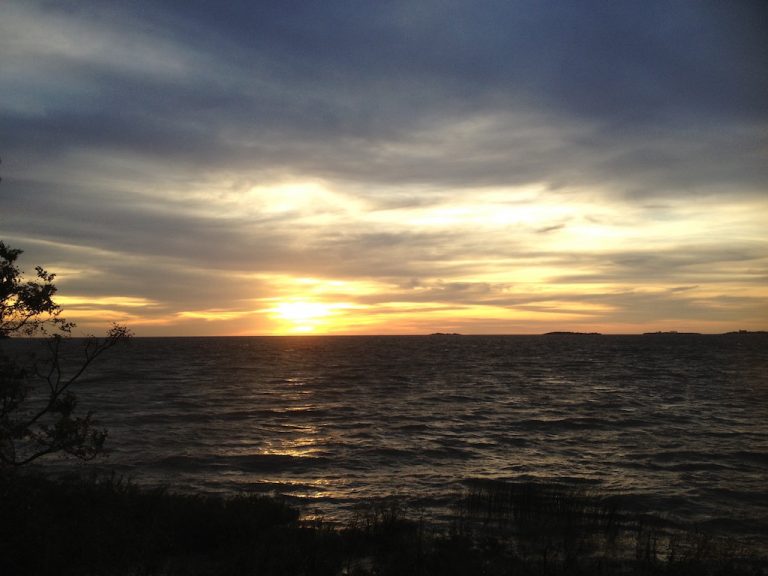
3, 0, 766, 189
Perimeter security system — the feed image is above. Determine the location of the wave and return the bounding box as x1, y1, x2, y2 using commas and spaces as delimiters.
46, 334, 768, 542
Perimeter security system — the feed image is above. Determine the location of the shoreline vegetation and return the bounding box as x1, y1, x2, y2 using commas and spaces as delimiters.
2, 471, 765, 576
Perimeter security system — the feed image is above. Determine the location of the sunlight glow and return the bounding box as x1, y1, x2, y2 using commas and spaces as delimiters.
56, 295, 158, 308
242, 180, 368, 218
267, 300, 361, 333
272, 301, 334, 322
178, 309, 251, 321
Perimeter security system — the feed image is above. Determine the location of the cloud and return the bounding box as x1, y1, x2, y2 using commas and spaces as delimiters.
1, 0, 766, 334
4, 0, 766, 191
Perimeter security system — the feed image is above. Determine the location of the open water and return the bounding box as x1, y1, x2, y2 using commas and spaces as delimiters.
10, 334, 768, 543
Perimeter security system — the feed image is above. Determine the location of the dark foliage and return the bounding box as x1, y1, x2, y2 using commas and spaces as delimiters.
0, 241, 130, 467
1, 473, 765, 576
0, 472, 311, 576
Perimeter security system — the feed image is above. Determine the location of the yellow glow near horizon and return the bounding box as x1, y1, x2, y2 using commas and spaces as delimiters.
285, 276, 384, 296
178, 309, 250, 321
30, 186, 766, 337
56, 295, 158, 308
268, 300, 360, 333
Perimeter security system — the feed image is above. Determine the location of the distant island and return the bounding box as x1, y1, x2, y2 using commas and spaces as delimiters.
542, 331, 602, 336
723, 330, 768, 335
642, 331, 702, 335
429, 332, 462, 336
642, 330, 768, 336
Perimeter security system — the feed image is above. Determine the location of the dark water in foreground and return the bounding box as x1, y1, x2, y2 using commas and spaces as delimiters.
14, 334, 768, 542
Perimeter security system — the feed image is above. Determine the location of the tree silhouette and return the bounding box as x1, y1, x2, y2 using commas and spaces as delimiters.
0, 240, 130, 467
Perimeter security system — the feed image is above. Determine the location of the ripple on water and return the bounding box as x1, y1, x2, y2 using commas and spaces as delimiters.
18, 334, 767, 539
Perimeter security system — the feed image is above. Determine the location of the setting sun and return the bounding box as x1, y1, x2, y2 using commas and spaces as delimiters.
269, 300, 352, 333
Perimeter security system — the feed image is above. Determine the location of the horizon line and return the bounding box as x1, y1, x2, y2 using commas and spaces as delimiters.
10, 330, 764, 339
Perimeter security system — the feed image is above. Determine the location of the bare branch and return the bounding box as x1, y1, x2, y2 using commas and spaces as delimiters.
1, 240, 131, 467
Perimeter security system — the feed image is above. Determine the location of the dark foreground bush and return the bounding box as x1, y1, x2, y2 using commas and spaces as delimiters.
0, 471, 340, 576
452, 480, 767, 576
1, 473, 765, 576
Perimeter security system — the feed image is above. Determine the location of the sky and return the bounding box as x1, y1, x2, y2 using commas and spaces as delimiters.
1, 0, 767, 336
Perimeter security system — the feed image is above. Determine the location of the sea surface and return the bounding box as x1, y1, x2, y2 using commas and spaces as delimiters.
9, 334, 768, 543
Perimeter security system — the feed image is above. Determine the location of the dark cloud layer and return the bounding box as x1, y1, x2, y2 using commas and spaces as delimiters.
4, 0, 767, 185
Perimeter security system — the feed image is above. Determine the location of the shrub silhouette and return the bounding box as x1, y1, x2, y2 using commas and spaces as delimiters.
0, 240, 130, 467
